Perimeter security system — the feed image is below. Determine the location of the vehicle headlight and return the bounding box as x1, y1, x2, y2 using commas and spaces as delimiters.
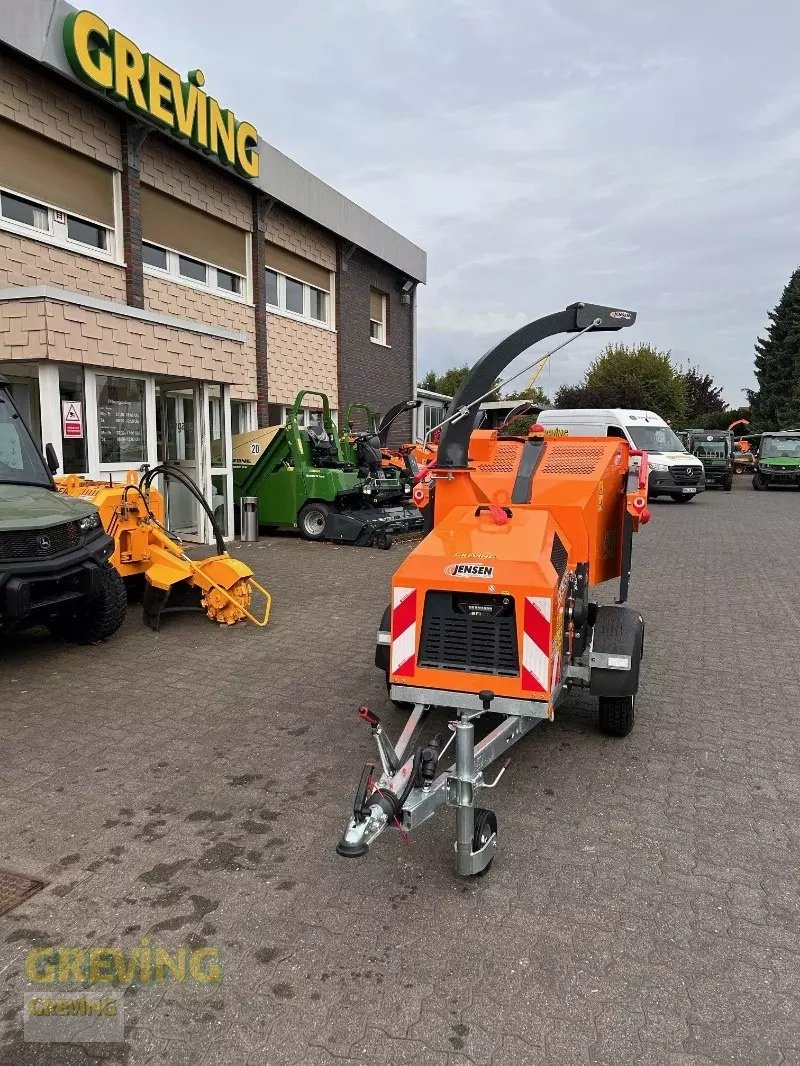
363, 486, 372, 495
79, 512, 101, 532
648, 459, 669, 473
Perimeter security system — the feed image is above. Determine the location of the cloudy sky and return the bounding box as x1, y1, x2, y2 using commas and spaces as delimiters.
97, 0, 800, 404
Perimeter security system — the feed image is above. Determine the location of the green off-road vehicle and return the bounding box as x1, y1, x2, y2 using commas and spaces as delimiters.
752, 431, 800, 490
0, 376, 126, 641
687, 429, 734, 491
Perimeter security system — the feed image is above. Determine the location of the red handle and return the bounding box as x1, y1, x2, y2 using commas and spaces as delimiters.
629, 449, 649, 491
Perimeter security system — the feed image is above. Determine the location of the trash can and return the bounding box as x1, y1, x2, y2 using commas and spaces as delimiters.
240, 496, 259, 542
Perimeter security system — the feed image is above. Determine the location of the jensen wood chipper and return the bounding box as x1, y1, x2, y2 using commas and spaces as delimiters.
337, 302, 651, 876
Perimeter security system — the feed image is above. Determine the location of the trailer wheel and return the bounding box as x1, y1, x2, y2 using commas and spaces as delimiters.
472, 808, 497, 875
598, 695, 634, 737
50, 563, 127, 644
298, 501, 330, 539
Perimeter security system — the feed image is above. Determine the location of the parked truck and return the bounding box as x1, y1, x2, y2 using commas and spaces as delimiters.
752, 431, 800, 490
686, 429, 734, 490
0, 375, 126, 641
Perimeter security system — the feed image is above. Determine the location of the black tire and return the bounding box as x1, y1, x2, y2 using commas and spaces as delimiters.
734, 464, 745, 474
297, 501, 330, 540
598, 695, 635, 737
752, 473, 766, 491
50, 563, 127, 644
472, 808, 497, 876
723, 475, 733, 492
671, 494, 694, 503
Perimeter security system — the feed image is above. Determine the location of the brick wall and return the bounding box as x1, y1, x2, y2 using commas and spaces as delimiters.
266, 313, 337, 408
0, 296, 256, 398
0, 53, 120, 168
0, 230, 127, 301
336, 246, 415, 443
144, 275, 253, 337
267, 204, 336, 269
140, 134, 252, 230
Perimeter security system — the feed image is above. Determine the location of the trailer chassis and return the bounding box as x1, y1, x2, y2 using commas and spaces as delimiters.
336, 686, 553, 876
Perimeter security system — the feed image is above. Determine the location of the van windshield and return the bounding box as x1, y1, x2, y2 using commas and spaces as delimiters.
627, 424, 686, 453
0, 391, 51, 487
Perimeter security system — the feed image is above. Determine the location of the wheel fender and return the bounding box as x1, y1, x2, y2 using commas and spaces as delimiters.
589, 605, 644, 698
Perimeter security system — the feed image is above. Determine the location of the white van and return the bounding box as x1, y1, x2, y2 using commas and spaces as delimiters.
537, 408, 706, 502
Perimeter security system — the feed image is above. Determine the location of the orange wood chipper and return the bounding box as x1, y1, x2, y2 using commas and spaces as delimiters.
56, 466, 270, 631
337, 302, 650, 875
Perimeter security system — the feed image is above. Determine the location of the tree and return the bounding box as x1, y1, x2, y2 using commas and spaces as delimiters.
748, 268, 800, 430
503, 385, 551, 407
419, 365, 501, 400
694, 405, 750, 431
681, 364, 727, 424
554, 379, 651, 411
582, 343, 687, 424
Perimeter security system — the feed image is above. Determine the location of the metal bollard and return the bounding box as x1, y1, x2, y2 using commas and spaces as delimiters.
240, 496, 259, 542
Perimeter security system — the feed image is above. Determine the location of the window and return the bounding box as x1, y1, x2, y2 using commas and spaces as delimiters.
309, 287, 328, 322
66, 215, 107, 250
140, 186, 248, 300
143, 242, 168, 270
0, 186, 114, 254
0, 117, 116, 258
285, 276, 304, 315
264, 242, 332, 327
179, 254, 207, 283
96, 375, 147, 465
280, 406, 337, 428
265, 269, 279, 307
143, 240, 244, 297
0, 190, 47, 230
370, 289, 388, 344
59, 366, 87, 474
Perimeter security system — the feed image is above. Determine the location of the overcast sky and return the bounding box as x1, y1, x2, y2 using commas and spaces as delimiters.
96, 0, 800, 404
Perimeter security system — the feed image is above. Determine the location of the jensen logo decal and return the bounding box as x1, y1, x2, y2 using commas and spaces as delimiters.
444, 563, 495, 579
609, 310, 633, 320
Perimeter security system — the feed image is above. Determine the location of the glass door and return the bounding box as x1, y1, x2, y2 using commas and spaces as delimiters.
155, 382, 203, 540
205, 383, 233, 541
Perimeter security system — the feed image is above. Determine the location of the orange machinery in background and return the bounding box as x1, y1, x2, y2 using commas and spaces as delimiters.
338, 302, 650, 876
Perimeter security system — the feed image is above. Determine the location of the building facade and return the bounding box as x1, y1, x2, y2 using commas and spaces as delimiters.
0, 1, 426, 542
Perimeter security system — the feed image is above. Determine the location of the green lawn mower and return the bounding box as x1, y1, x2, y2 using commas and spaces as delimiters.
232, 390, 422, 547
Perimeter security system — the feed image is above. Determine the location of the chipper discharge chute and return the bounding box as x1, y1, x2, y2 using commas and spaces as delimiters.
57, 466, 271, 631
337, 302, 651, 876
233, 390, 422, 547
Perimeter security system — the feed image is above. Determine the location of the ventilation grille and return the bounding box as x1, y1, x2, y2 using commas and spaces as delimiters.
550, 534, 568, 580
474, 442, 518, 473
540, 444, 606, 476
0, 521, 83, 561
418, 592, 519, 676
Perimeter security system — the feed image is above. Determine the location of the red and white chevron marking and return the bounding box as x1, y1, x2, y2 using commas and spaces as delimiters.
522, 595, 552, 692
390, 586, 417, 677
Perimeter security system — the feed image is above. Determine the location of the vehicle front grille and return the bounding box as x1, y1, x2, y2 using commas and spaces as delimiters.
0, 521, 83, 561
418, 591, 519, 676
669, 464, 702, 484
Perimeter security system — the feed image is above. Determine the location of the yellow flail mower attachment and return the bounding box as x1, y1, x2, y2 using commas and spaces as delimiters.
56, 468, 271, 632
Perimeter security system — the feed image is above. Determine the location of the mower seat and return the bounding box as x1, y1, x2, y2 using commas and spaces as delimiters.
306, 424, 353, 470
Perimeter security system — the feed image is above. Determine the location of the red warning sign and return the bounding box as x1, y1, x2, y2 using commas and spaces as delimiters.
62, 400, 83, 439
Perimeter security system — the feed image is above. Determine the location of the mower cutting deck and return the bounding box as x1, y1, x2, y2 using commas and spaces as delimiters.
337, 302, 650, 875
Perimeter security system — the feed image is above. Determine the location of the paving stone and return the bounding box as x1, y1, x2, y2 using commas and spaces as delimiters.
0, 480, 798, 1062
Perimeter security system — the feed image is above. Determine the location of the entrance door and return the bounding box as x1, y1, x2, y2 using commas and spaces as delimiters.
155, 382, 202, 540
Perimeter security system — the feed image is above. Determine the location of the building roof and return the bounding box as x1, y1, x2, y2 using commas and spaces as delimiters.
0, 0, 427, 283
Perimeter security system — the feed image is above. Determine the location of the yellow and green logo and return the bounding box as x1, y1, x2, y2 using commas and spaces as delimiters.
63, 10, 260, 180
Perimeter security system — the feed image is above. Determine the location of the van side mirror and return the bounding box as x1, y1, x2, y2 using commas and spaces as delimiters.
45, 443, 59, 474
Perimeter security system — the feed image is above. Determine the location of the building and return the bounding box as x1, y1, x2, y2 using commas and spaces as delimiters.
415, 387, 451, 442
0, 1, 426, 542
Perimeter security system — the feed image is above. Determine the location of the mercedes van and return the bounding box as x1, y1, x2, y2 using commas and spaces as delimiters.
537, 409, 706, 502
